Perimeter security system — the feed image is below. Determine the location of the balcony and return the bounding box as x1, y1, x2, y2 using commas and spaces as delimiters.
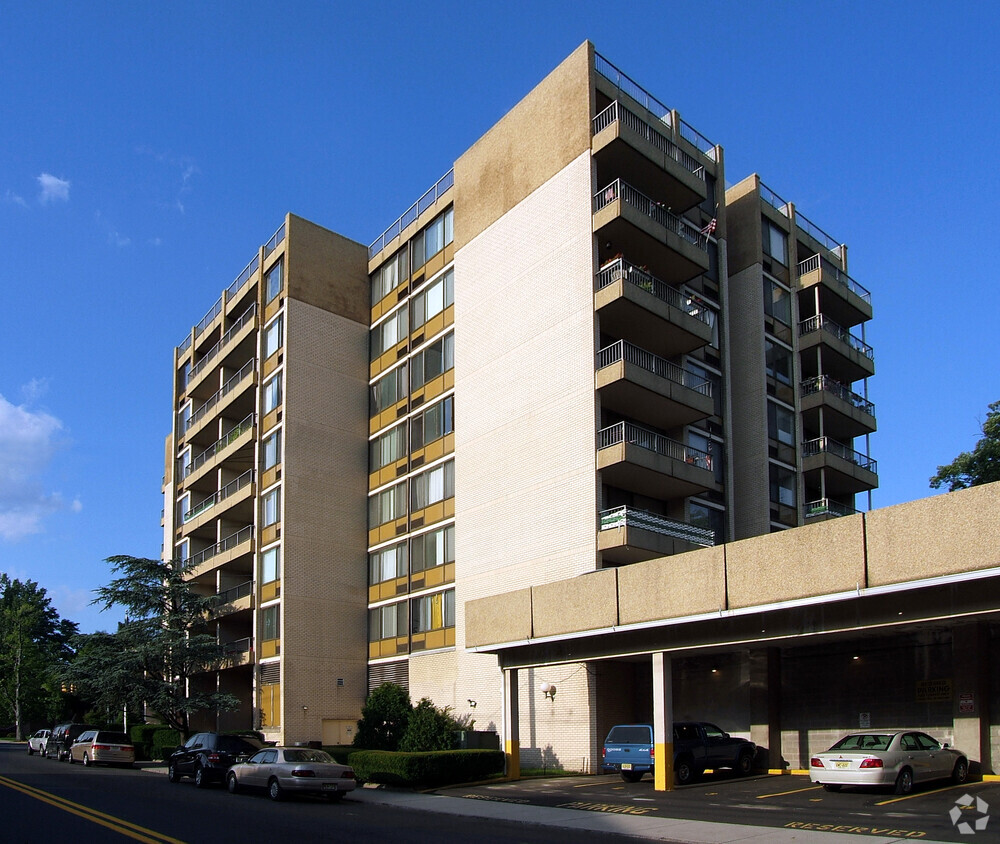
798, 315, 875, 383
802, 437, 878, 496
183, 360, 256, 440
185, 305, 257, 394
800, 376, 876, 441
796, 253, 872, 329
593, 180, 709, 285
180, 414, 255, 487
181, 471, 255, 533
222, 636, 253, 668
592, 100, 707, 212
597, 340, 713, 429
597, 421, 716, 500
595, 258, 713, 358
599, 505, 714, 565
213, 580, 253, 618
187, 525, 254, 580
804, 498, 858, 522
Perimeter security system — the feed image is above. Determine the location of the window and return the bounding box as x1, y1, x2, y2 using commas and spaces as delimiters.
768, 401, 795, 446
263, 374, 282, 413
410, 460, 454, 510
262, 487, 281, 526
769, 464, 796, 507
411, 589, 455, 633
261, 546, 280, 584
763, 278, 791, 325
689, 501, 725, 544
179, 401, 192, 433
370, 365, 408, 415
368, 482, 407, 528
762, 220, 787, 266
177, 493, 190, 523
179, 361, 190, 392
263, 315, 283, 359
371, 247, 409, 306
411, 396, 454, 450
262, 429, 282, 470
411, 269, 453, 330
370, 542, 407, 585
265, 260, 283, 303
411, 332, 454, 390
765, 340, 792, 385
411, 524, 454, 572
370, 424, 407, 471
261, 604, 280, 641
411, 207, 454, 271
370, 305, 408, 360
369, 601, 407, 640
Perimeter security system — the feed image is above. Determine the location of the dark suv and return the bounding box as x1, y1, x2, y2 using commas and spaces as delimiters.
46, 723, 98, 761
168, 732, 265, 787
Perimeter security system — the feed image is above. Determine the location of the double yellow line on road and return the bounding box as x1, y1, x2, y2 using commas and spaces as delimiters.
0, 774, 186, 843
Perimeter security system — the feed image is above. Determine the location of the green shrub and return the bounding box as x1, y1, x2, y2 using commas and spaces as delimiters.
347, 749, 504, 787
323, 745, 354, 764
130, 724, 165, 761
399, 698, 458, 752
353, 682, 412, 750
151, 728, 182, 761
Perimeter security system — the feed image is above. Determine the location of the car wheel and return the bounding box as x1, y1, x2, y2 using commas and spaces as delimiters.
227, 772, 240, 794
168, 763, 180, 783
736, 751, 753, 776
83, 753, 91, 767
28, 745, 34, 756
952, 758, 969, 784
894, 768, 913, 795
268, 778, 284, 802
675, 757, 695, 786
620, 770, 644, 783
67, 753, 75, 765
823, 784, 842, 792
194, 766, 209, 788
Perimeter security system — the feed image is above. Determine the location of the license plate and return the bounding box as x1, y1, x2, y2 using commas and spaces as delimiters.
621, 763, 632, 770
835, 761, 850, 769
322, 783, 337, 790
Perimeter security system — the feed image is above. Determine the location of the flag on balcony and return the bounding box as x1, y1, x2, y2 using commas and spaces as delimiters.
700, 218, 717, 238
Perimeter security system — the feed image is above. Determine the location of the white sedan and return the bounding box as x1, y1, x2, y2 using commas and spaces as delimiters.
226, 747, 357, 802
27, 729, 50, 755
810, 731, 968, 794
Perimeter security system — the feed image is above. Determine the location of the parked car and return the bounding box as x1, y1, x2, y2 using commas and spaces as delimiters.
27, 729, 50, 755
168, 732, 266, 787
810, 731, 968, 795
68, 730, 135, 767
46, 723, 99, 761
602, 721, 756, 784
226, 747, 356, 802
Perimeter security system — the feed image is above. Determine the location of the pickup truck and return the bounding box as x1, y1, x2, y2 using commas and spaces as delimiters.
601, 721, 755, 784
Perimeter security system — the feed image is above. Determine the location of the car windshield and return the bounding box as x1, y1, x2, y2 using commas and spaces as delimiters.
606, 726, 650, 743
829, 734, 892, 752
283, 749, 333, 764
97, 732, 130, 744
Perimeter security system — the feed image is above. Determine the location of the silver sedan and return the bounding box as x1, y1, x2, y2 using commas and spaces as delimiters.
810, 731, 968, 794
226, 747, 357, 802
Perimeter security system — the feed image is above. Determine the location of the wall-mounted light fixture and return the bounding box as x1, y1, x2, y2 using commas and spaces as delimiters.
540, 682, 556, 700
468, 699, 477, 708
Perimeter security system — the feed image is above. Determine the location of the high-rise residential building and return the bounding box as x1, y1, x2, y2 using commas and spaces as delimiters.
163, 41, 877, 755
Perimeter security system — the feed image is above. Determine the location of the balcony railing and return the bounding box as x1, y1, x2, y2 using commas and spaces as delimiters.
263, 222, 285, 258
180, 414, 254, 480
800, 375, 874, 416
804, 498, 858, 519
795, 212, 841, 256
597, 340, 713, 396
185, 359, 255, 433
599, 421, 712, 470
194, 296, 223, 339
594, 181, 708, 250
592, 101, 705, 179
226, 255, 260, 301
223, 636, 252, 655
797, 254, 871, 304
188, 305, 257, 384
759, 181, 790, 217
802, 437, 877, 474
182, 470, 253, 523
599, 505, 715, 547
369, 170, 454, 259
186, 525, 253, 570
216, 580, 253, 607
596, 257, 713, 325
798, 315, 873, 360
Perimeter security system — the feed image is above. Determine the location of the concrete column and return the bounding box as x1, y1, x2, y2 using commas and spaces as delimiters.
749, 647, 783, 770
503, 667, 520, 780
652, 652, 674, 791
953, 624, 991, 775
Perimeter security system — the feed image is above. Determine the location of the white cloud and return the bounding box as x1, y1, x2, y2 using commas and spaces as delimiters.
4, 189, 28, 207
0, 390, 74, 541
37, 173, 71, 204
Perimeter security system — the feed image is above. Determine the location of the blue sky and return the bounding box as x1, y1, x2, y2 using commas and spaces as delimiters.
2, 1, 997, 633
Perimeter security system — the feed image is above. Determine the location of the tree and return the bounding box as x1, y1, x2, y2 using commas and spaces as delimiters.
0, 574, 77, 740
929, 400, 1000, 491
353, 682, 412, 750
398, 698, 459, 752
86, 555, 238, 737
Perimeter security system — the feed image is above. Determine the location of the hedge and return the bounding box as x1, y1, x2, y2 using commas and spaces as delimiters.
347, 749, 504, 787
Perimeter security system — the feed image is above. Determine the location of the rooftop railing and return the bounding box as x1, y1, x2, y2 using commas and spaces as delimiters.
194, 296, 223, 338
797, 254, 871, 304
180, 414, 254, 480
369, 170, 454, 259
188, 305, 257, 384
599, 421, 713, 471
226, 255, 260, 301
593, 101, 705, 179
185, 359, 254, 433
804, 498, 858, 519
598, 340, 712, 396
759, 181, 790, 216
595, 257, 712, 324
599, 505, 715, 547
795, 211, 841, 256
798, 315, 874, 360
263, 222, 286, 258
182, 470, 254, 523
803, 436, 877, 474
186, 525, 253, 570
800, 375, 875, 416
594, 180, 708, 250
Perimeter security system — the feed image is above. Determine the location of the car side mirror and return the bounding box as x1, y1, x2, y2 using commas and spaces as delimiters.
943, 742, 950, 748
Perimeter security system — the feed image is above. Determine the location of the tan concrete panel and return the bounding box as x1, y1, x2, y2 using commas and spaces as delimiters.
532, 569, 618, 638
727, 515, 866, 608
866, 483, 1000, 586
465, 588, 532, 648
454, 41, 593, 250
618, 546, 726, 624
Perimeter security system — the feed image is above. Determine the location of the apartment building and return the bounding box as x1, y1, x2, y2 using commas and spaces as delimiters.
163, 41, 879, 753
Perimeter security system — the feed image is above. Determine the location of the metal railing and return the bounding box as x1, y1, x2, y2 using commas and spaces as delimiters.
263, 222, 285, 258
800, 375, 874, 416
185, 359, 255, 432
369, 170, 454, 259
759, 181, 789, 216
802, 437, 877, 474
182, 470, 253, 523
804, 498, 857, 519
223, 636, 252, 655
595, 52, 672, 131
594, 180, 707, 250
181, 414, 254, 480
599, 505, 715, 547
796, 254, 871, 304
178, 334, 192, 354
598, 340, 712, 396
595, 257, 712, 324
795, 211, 840, 256
194, 296, 223, 338
188, 305, 257, 384
679, 119, 716, 161
592, 102, 704, 179
798, 315, 874, 360
186, 525, 253, 570
598, 421, 712, 470
226, 255, 260, 301
216, 580, 253, 607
